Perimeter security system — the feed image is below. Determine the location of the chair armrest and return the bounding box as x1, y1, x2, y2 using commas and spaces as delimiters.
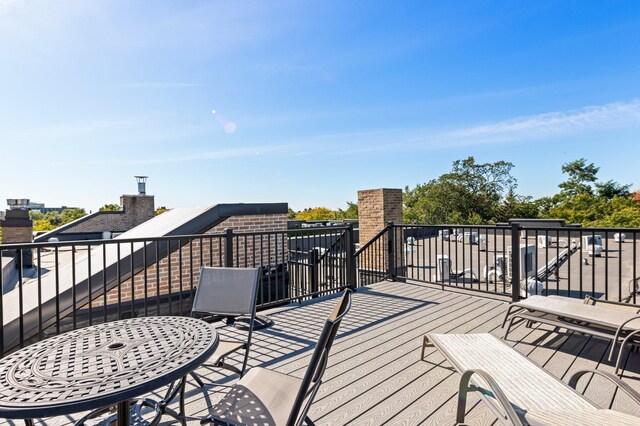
585, 295, 640, 313
568, 369, 640, 407
458, 369, 524, 426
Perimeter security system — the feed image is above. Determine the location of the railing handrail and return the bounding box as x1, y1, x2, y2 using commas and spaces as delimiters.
317, 229, 349, 262
354, 225, 389, 257
0, 226, 351, 250
395, 223, 640, 232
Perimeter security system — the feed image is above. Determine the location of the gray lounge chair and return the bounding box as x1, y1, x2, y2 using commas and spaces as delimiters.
502, 295, 640, 374
201, 289, 352, 426
422, 333, 640, 425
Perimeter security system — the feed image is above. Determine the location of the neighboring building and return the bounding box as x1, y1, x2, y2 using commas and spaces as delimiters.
6, 199, 78, 214
2, 201, 288, 351
33, 182, 155, 242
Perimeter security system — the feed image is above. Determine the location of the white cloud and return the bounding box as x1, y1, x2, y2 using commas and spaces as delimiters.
445, 99, 640, 145
120, 99, 640, 164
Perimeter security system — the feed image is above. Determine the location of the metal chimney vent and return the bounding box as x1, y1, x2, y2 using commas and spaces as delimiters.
7, 199, 30, 210
135, 176, 148, 195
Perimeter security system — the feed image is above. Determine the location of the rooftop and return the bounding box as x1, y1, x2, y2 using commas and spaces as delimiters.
5, 280, 639, 426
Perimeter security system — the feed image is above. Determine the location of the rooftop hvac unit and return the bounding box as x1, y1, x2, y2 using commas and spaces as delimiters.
583, 235, 603, 247
405, 237, 417, 264
435, 255, 451, 281
537, 235, 555, 248
463, 232, 479, 245
583, 235, 603, 257
588, 244, 603, 257
438, 229, 450, 240
614, 233, 626, 243
505, 244, 536, 280
483, 255, 505, 282
479, 234, 487, 251
434, 254, 478, 282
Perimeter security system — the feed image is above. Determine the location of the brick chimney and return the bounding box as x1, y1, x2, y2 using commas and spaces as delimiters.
119, 194, 155, 229
357, 188, 403, 275
1, 209, 33, 244
1, 209, 34, 267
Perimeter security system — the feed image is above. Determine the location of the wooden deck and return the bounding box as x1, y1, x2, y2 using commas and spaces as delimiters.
5, 281, 640, 425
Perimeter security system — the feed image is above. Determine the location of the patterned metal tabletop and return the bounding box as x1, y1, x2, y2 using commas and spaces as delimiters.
0, 316, 219, 419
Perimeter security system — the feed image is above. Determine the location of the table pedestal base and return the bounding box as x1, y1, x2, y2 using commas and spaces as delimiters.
73, 378, 186, 426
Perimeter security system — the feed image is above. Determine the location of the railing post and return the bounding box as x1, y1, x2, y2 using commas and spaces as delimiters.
345, 223, 357, 289
310, 248, 319, 297
387, 221, 396, 282
224, 228, 234, 268
511, 223, 521, 302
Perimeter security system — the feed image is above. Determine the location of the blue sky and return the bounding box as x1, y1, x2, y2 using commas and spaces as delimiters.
1, 1, 640, 212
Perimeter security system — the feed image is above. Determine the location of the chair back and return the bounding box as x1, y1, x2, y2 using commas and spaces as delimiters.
192, 267, 260, 317
287, 289, 353, 426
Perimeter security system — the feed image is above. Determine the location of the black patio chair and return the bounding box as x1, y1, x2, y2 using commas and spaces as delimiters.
201, 288, 352, 426
135, 267, 259, 424
190, 266, 260, 385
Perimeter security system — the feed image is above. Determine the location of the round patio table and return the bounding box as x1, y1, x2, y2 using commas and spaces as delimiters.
0, 316, 219, 426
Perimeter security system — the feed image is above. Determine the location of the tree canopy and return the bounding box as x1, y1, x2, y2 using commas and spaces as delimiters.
291, 202, 358, 221
31, 208, 87, 232
401, 156, 639, 227
404, 157, 517, 224
99, 203, 121, 211
558, 158, 599, 198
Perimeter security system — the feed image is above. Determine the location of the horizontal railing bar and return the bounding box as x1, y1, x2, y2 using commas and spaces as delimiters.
0, 226, 351, 250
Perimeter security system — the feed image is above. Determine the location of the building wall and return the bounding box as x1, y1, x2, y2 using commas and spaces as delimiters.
89, 213, 288, 309
59, 195, 155, 235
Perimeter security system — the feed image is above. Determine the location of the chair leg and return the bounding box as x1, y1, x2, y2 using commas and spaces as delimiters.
503, 317, 517, 339
179, 377, 186, 426
304, 416, 316, 426
456, 378, 470, 424
191, 371, 205, 388
421, 336, 433, 361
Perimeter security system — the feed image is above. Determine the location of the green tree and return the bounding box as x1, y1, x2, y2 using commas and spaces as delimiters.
60, 208, 86, 224
287, 208, 297, 220
33, 219, 57, 232
99, 203, 121, 211
44, 211, 63, 227
594, 180, 632, 200
538, 159, 638, 226
295, 207, 337, 221
404, 157, 518, 224
336, 202, 358, 220
155, 207, 169, 215
30, 208, 87, 232
558, 158, 599, 198
543, 193, 605, 224
495, 189, 539, 222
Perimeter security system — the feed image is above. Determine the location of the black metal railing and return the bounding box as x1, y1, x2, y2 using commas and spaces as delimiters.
0, 225, 356, 356
389, 223, 640, 304
3, 219, 639, 357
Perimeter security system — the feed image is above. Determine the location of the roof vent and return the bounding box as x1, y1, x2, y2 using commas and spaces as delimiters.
135, 176, 148, 196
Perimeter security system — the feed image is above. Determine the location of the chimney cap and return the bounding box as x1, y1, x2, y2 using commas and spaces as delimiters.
135, 176, 148, 196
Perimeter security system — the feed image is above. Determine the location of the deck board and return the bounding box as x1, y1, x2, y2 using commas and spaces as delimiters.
2, 281, 640, 426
